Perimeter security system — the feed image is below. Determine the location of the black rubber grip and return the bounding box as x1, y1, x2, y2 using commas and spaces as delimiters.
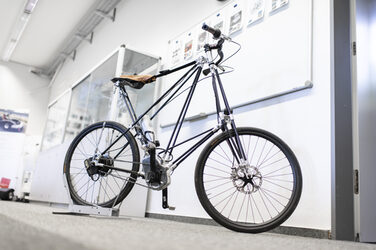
202, 24, 221, 39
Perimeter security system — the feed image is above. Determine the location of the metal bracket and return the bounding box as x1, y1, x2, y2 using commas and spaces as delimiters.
54, 173, 121, 217
75, 32, 94, 44
354, 169, 359, 194
61, 50, 76, 61
95, 8, 116, 22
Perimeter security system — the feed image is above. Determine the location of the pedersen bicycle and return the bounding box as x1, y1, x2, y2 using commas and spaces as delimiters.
63, 24, 302, 233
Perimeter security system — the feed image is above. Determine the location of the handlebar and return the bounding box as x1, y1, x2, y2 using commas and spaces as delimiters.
202, 24, 221, 39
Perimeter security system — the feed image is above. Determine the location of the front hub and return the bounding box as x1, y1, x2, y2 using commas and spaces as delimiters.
231, 165, 262, 194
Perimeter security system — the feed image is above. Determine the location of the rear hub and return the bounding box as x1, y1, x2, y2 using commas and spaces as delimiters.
84, 155, 114, 180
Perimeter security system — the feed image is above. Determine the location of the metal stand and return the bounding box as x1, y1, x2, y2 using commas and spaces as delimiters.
53, 173, 122, 217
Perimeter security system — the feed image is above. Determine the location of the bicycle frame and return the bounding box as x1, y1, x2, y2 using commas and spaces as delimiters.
100, 51, 247, 177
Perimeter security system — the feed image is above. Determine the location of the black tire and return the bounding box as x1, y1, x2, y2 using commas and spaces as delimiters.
64, 121, 140, 207
8, 191, 14, 200
3, 122, 11, 130
195, 127, 302, 233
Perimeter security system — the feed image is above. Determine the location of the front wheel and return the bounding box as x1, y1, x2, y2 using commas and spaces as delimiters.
195, 127, 302, 233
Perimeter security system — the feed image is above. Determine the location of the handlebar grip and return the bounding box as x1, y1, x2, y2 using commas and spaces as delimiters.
202, 24, 221, 39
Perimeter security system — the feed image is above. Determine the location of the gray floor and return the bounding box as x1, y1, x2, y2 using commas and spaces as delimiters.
0, 201, 375, 250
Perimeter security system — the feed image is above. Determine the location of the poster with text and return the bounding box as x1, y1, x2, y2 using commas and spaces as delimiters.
171, 39, 182, 66
270, 0, 289, 12
248, 0, 265, 25
0, 108, 28, 133
184, 32, 194, 61
228, 2, 243, 35
196, 23, 209, 54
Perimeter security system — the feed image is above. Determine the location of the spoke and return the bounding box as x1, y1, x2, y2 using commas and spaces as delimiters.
236, 193, 247, 222
208, 186, 236, 200
111, 174, 122, 191
90, 132, 97, 149
258, 189, 272, 219
117, 147, 131, 157
258, 157, 286, 170
262, 187, 291, 200
100, 179, 111, 201
263, 179, 292, 192
107, 145, 129, 154
246, 185, 256, 223
246, 135, 252, 160
212, 149, 233, 164
205, 180, 232, 192
264, 173, 293, 178
204, 173, 230, 179
75, 146, 90, 158
218, 144, 233, 163
250, 137, 259, 164
78, 139, 91, 158
260, 188, 281, 213
105, 177, 118, 198
204, 177, 232, 183
228, 191, 240, 219
261, 187, 287, 208
84, 177, 92, 200
264, 178, 293, 183
205, 165, 231, 175
257, 150, 283, 169
75, 176, 89, 196
207, 157, 233, 168
84, 134, 97, 149
71, 168, 85, 176
91, 180, 96, 204
263, 165, 291, 177
256, 139, 267, 167
251, 192, 264, 223
258, 144, 275, 168
219, 190, 237, 213
82, 178, 98, 202
72, 172, 88, 189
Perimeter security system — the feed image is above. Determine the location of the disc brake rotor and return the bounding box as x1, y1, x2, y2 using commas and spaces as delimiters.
231, 165, 262, 194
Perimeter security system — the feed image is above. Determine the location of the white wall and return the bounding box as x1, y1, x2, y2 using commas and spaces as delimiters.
0, 61, 49, 136
0, 61, 49, 194
48, 0, 332, 230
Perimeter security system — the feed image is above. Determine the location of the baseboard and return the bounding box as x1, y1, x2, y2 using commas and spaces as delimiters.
145, 212, 330, 239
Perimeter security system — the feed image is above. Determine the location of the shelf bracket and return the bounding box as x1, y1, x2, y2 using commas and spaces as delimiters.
95, 8, 116, 22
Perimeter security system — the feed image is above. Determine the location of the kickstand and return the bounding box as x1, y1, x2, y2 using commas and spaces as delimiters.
162, 188, 175, 210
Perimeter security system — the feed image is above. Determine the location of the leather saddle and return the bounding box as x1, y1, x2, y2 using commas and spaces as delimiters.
111, 75, 156, 89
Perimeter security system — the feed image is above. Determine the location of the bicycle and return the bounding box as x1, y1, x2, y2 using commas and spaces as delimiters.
63, 24, 302, 233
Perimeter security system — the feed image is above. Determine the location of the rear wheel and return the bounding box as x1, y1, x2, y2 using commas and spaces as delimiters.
195, 127, 302, 233
64, 121, 140, 207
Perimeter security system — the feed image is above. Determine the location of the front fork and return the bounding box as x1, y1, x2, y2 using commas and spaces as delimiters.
210, 65, 247, 164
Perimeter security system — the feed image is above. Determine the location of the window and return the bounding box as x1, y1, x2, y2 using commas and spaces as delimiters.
41, 91, 70, 150
63, 53, 117, 143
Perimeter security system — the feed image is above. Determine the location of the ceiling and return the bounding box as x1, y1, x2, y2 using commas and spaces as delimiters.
0, 0, 109, 74
0, 1, 25, 56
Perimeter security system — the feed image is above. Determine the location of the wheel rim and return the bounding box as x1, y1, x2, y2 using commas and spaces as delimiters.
67, 125, 137, 207
201, 131, 299, 228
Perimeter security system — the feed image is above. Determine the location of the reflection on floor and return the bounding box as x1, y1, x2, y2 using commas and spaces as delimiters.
0, 201, 374, 250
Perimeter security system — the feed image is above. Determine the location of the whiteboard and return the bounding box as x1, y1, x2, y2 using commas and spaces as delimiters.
159, 0, 311, 126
